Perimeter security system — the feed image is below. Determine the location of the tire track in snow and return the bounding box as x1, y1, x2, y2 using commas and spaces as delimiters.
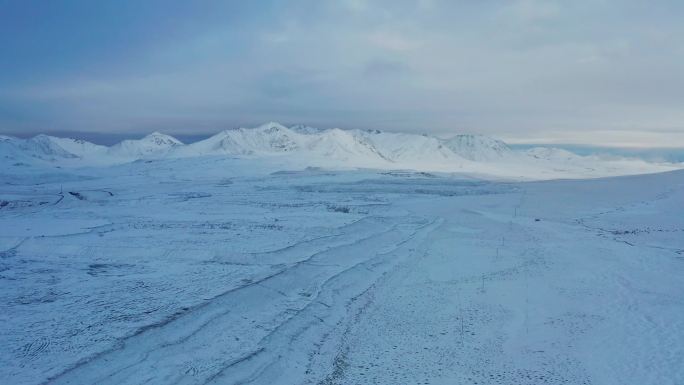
208, 217, 443, 385
41, 216, 390, 385
47, 215, 427, 385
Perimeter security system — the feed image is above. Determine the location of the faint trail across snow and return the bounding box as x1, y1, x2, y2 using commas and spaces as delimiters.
47, 215, 432, 385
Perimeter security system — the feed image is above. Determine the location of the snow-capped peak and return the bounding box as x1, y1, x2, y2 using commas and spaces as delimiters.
525, 147, 578, 161
108, 132, 184, 159
185, 123, 300, 155
23, 135, 80, 159
141, 132, 184, 146
0, 134, 105, 163
254, 121, 289, 133
442, 134, 511, 161
288, 124, 325, 135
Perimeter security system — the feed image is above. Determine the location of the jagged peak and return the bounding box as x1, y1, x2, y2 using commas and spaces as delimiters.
289, 124, 325, 134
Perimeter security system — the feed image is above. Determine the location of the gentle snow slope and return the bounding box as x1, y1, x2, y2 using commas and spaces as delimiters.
1, 161, 682, 384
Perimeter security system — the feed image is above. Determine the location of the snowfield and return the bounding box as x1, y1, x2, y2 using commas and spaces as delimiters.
1, 126, 683, 384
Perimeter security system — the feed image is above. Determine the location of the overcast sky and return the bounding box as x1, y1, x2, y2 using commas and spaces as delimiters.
1, 0, 683, 146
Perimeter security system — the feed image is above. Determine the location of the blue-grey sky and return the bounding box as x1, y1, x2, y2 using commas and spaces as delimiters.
1, 0, 683, 147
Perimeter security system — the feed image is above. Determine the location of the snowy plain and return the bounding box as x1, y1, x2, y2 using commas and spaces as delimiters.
1, 124, 683, 384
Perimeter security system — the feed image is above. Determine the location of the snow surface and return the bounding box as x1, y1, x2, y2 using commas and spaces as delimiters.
1, 152, 683, 384
1, 122, 681, 180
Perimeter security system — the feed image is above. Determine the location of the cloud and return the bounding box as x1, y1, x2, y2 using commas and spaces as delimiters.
499, 0, 561, 23
368, 31, 421, 52
362, 59, 412, 78
1, 0, 683, 146
343, 0, 370, 13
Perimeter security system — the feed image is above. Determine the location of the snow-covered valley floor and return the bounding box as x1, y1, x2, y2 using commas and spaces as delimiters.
1, 158, 683, 384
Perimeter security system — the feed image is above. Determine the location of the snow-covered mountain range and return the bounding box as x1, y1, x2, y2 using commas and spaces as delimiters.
1, 122, 681, 179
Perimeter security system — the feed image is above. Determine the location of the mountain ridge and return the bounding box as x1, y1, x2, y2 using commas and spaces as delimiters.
1, 122, 680, 179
